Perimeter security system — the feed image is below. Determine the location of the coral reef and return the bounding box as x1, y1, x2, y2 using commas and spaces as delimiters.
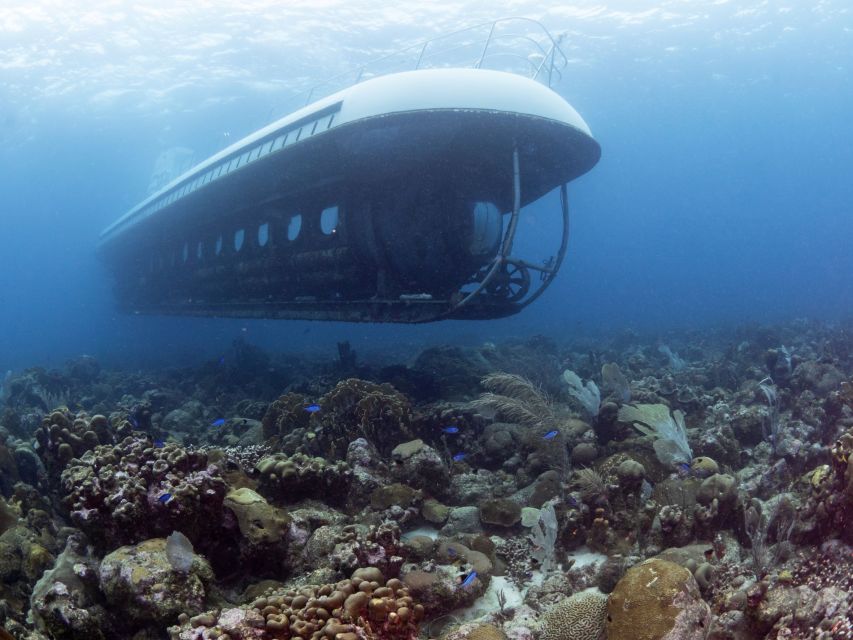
2, 321, 853, 639
168, 567, 424, 640
59, 435, 228, 552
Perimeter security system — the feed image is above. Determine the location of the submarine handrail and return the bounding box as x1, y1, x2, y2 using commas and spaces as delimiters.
297, 17, 568, 109
445, 158, 571, 319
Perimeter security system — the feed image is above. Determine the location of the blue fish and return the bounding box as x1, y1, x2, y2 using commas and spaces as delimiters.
542, 430, 559, 440
304, 404, 321, 413
452, 453, 467, 462
153, 439, 165, 448
128, 416, 139, 428
210, 418, 226, 427
447, 546, 457, 558
158, 493, 173, 504
676, 462, 691, 475
442, 426, 460, 434
460, 571, 478, 589
218, 356, 225, 365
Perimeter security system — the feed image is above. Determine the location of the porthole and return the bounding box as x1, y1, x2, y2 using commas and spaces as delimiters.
320, 206, 339, 235
215, 234, 223, 256
287, 214, 302, 241
258, 222, 270, 247
234, 229, 245, 252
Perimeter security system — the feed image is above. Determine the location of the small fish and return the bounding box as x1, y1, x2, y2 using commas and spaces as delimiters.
153, 439, 165, 448
447, 546, 457, 558
542, 430, 559, 440
218, 356, 225, 365
676, 462, 691, 477
210, 418, 226, 427
304, 404, 321, 413
452, 453, 467, 462
158, 493, 173, 504
442, 426, 460, 434
460, 571, 478, 589
128, 416, 139, 428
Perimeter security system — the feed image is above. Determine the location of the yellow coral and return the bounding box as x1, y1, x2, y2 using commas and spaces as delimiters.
809, 464, 832, 491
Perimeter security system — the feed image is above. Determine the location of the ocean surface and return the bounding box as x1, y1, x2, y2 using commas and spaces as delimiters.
1, 1, 851, 365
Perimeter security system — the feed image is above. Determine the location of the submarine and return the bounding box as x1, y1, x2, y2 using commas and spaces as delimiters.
98, 19, 601, 323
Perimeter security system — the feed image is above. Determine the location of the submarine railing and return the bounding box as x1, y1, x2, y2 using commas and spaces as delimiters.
297, 17, 568, 110
441, 147, 571, 319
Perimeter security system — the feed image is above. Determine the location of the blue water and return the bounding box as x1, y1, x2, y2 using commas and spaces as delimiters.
1, 2, 851, 370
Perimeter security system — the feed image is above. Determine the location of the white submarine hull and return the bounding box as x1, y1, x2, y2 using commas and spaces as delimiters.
99, 68, 601, 323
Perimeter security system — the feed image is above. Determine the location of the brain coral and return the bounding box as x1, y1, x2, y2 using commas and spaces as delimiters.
606, 558, 710, 640
540, 591, 607, 640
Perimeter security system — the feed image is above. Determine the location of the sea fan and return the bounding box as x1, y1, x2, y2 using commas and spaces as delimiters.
618, 403, 692, 466
471, 373, 554, 428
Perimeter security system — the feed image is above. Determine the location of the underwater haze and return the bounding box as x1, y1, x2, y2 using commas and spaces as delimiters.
1, 0, 852, 369
7, 4, 853, 640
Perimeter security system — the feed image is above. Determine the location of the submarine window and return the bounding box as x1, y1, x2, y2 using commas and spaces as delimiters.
215, 234, 223, 256
258, 223, 270, 247
320, 206, 339, 235
287, 214, 302, 241
234, 228, 245, 252
182, 242, 189, 263
470, 201, 502, 256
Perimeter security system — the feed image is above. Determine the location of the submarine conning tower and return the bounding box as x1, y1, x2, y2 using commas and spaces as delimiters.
98, 18, 601, 323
